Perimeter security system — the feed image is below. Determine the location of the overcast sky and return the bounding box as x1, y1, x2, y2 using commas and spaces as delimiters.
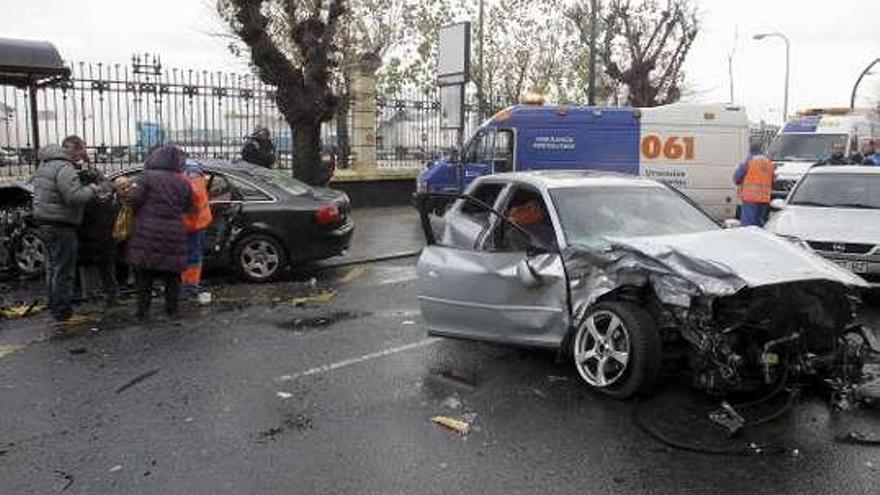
1, 0, 878, 125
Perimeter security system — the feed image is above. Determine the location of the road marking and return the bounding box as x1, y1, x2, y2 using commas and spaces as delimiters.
278, 337, 439, 381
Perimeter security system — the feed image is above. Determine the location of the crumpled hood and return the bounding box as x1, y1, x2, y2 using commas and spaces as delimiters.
565, 227, 868, 309
767, 206, 880, 245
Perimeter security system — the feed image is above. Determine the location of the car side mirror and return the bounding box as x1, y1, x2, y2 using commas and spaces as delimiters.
769, 198, 786, 211
722, 218, 741, 229
516, 257, 543, 289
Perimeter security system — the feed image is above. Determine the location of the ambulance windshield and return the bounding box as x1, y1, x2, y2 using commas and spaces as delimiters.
768, 134, 847, 162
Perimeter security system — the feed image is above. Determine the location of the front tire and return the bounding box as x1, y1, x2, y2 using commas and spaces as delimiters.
571, 301, 661, 398
233, 234, 287, 282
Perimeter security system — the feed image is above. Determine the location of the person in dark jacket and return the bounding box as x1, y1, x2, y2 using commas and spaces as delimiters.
77, 165, 119, 306
32, 142, 98, 321
241, 127, 276, 168
126, 145, 192, 318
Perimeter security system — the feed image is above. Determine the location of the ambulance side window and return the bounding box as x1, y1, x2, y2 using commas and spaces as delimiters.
494, 129, 514, 173
464, 131, 488, 164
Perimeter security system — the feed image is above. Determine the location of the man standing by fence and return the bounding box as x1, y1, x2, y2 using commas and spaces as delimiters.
32, 139, 99, 322
241, 127, 276, 168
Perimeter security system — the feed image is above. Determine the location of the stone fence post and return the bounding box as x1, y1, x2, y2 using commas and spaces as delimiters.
350, 54, 381, 174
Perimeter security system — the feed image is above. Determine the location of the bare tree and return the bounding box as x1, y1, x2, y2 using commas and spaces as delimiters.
218, 0, 345, 184
594, 0, 698, 107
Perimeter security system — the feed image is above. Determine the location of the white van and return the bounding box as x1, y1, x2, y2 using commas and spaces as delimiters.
769, 108, 880, 198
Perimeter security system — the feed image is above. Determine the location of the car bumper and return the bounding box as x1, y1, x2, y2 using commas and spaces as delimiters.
814, 252, 880, 284
297, 219, 354, 262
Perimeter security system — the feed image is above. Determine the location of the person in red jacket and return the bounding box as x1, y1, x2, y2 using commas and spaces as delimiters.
181, 159, 213, 299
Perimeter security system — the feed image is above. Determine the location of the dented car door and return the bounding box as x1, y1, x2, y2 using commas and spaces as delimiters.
416, 186, 570, 349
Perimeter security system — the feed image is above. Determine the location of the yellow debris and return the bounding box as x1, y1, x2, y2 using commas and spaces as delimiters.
430, 415, 471, 436
0, 303, 44, 319
291, 290, 335, 307
0, 345, 26, 359
338, 266, 367, 284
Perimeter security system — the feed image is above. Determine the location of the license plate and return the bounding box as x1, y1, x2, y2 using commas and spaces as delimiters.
833, 260, 869, 273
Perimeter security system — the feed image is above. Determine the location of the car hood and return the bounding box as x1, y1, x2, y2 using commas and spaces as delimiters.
774, 161, 814, 180
767, 205, 880, 244
564, 227, 868, 309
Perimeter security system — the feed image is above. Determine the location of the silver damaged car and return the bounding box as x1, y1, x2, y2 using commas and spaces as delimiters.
415, 171, 873, 398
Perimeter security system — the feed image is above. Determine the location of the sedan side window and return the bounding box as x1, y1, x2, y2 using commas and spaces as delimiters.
229, 177, 272, 202
488, 187, 557, 252
460, 183, 505, 225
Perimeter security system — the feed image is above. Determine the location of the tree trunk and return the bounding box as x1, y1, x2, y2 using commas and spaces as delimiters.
293, 122, 321, 185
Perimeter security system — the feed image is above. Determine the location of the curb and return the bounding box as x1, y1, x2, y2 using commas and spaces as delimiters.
318, 249, 423, 270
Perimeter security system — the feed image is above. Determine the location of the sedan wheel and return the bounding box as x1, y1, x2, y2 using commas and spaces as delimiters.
235, 234, 286, 282
14, 228, 45, 277
572, 302, 661, 398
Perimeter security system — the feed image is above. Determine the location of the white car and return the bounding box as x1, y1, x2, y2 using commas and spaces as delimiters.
767, 166, 880, 283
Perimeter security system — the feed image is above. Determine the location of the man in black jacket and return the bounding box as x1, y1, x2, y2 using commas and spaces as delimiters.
241, 127, 276, 168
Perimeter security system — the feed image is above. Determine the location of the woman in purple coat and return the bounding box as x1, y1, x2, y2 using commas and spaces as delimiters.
126, 145, 192, 318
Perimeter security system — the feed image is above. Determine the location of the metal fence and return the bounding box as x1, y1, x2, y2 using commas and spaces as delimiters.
0, 56, 493, 179
0, 56, 336, 178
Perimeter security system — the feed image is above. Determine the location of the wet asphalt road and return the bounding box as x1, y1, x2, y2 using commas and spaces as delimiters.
1, 256, 880, 495
3, 199, 880, 495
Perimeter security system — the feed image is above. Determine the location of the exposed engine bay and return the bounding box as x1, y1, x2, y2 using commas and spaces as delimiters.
564, 237, 877, 398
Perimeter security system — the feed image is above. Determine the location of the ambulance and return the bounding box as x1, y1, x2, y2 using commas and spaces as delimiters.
769, 108, 880, 199
417, 101, 749, 219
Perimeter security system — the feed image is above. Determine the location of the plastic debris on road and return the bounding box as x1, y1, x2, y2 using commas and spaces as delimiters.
0, 301, 43, 319
0, 345, 25, 359
291, 290, 335, 307
276, 391, 293, 400
108, 465, 122, 473
430, 415, 471, 436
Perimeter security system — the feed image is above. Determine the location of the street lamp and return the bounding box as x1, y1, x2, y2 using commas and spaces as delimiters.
850, 58, 880, 110
753, 32, 790, 122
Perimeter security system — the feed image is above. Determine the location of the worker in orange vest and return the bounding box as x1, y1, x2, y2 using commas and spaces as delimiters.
181, 160, 214, 299
733, 140, 776, 227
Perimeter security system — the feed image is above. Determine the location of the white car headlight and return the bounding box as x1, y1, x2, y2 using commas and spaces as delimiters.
416, 179, 427, 193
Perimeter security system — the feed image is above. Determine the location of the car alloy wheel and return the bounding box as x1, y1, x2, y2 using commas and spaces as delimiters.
14, 228, 45, 277
572, 302, 661, 398
236, 234, 285, 282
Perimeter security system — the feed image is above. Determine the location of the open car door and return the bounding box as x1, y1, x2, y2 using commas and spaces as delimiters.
415, 190, 570, 349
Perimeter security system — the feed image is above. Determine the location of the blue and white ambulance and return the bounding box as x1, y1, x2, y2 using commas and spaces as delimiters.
769, 108, 880, 198
417, 102, 749, 219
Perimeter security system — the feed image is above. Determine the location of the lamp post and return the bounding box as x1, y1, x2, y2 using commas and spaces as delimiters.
477, 0, 485, 121
850, 58, 880, 110
753, 32, 790, 122
587, 0, 598, 105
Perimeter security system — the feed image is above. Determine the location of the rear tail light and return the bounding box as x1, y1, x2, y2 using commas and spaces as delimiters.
315, 203, 341, 225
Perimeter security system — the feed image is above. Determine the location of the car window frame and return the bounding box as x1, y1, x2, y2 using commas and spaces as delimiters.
225, 174, 277, 204
481, 182, 560, 254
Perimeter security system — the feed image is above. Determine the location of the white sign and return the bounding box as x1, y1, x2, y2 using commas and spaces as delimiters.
438, 22, 470, 85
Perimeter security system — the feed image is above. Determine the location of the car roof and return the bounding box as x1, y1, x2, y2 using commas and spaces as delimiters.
807, 165, 880, 175
483, 170, 664, 190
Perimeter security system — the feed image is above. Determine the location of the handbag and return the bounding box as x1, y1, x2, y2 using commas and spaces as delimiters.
112, 203, 134, 242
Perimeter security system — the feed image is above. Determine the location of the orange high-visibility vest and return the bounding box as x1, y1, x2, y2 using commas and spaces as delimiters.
739, 156, 775, 204
182, 174, 213, 232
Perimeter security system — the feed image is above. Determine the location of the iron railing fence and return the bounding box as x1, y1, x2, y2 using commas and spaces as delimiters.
0, 56, 511, 178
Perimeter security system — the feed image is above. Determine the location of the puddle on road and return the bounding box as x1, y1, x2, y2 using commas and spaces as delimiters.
276, 311, 369, 333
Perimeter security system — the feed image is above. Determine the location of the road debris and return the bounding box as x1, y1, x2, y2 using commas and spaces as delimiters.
441, 396, 462, 410
115, 369, 160, 394
402, 320, 416, 325
0, 344, 25, 359
276, 311, 365, 332
108, 465, 123, 473
709, 401, 747, 436
428, 370, 477, 390
836, 431, 880, 446
291, 290, 335, 308
68, 347, 88, 355
54, 470, 74, 491
430, 415, 471, 436
0, 300, 42, 319
276, 391, 293, 400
